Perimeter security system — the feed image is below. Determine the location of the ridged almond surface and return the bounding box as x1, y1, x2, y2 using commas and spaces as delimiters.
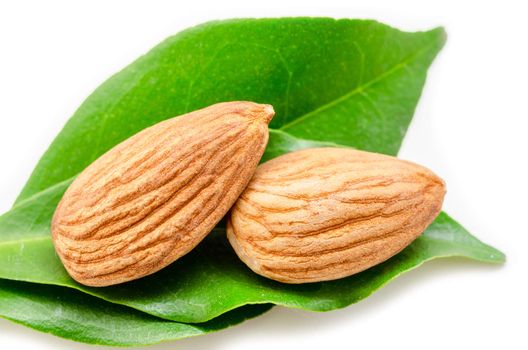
227, 147, 445, 283
52, 101, 274, 286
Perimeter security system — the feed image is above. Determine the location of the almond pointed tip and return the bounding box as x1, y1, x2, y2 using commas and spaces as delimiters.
250, 103, 274, 124
261, 104, 275, 124
239, 102, 274, 125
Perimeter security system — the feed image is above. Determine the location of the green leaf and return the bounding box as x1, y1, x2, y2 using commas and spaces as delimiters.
0, 279, 271, 346
0, 17, 504, 342
0, 195, 505, 323
15, 18, 446, 204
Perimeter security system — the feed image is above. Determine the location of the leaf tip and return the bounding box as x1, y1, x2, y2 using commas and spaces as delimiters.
431, 26, 448, 48
487, 248, 506, 264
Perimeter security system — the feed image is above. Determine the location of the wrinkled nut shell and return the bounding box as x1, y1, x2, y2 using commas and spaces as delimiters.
52, 101, 274, 287
227, 147, 446, 284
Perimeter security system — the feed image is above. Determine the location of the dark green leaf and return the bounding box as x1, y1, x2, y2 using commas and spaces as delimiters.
0, 279, 271, 346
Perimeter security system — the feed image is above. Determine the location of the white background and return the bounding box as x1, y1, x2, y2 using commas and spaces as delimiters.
0, 0, 526, 349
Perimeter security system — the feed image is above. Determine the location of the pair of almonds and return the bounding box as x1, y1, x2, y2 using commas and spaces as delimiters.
52, 102, 445, 287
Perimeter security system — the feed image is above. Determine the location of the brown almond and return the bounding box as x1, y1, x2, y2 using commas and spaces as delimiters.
52, 101, 274, 286
227, 147, 445, 283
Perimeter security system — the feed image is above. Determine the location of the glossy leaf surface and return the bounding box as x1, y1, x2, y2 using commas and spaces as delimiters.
0, 279, 271, 346
0, 18, 504, 343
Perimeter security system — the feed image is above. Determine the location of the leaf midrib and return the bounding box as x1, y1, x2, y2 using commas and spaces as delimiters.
279, 39, 440, 131
11, 177, 74, 211
0, 236, 51, 247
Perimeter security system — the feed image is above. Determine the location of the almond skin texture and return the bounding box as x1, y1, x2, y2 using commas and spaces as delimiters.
52, 101, 274, 287
227, 147, 446, 284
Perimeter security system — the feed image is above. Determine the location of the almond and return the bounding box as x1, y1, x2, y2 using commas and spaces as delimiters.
52, 101, 274, 286
227, 147, 445, 283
